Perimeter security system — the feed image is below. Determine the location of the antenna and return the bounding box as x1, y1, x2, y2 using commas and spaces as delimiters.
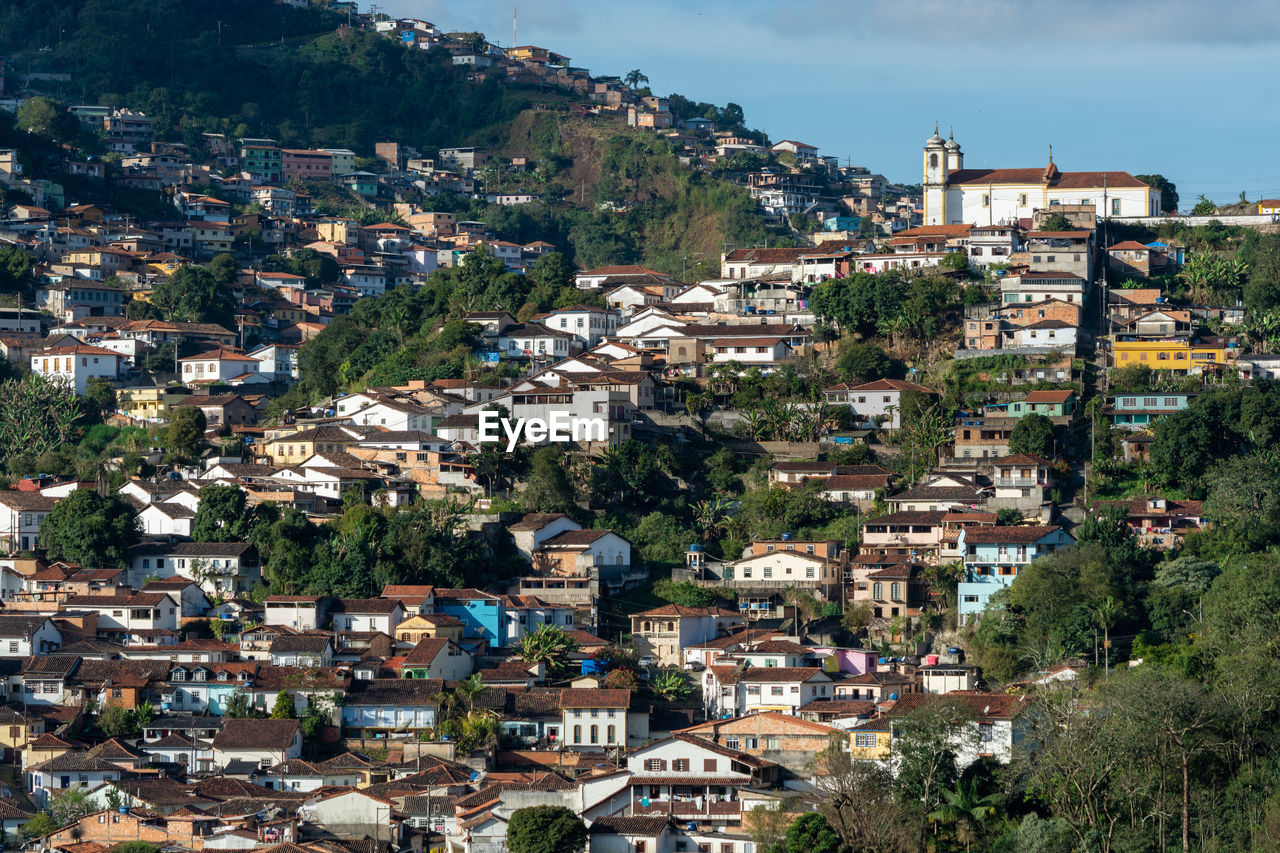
513, 6, 517, 48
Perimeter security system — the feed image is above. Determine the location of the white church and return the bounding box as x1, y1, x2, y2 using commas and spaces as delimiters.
921, 126, 1160, 226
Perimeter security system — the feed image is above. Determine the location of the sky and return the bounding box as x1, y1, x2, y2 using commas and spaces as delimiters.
381, 0, 1280, 207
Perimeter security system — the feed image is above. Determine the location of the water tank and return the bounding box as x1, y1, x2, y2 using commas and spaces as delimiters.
925, 654, 939, 666
781, 532, 793, 541
889, 693, 898, 701
688, 544, 702, 552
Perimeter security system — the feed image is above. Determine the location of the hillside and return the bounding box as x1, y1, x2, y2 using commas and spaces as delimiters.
0, 1, 796, 274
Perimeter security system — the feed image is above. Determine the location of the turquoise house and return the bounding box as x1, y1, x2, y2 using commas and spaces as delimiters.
433, 589, 507, 650
1106, 393, 1194, 429
957, 525, 1075, 623
1008, 390, 1076, 418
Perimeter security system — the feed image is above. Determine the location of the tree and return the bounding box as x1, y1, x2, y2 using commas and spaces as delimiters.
782, 813, 842, 853
0, 373, 86, 471
98, 704, 136, 738
270, 691, 296, 719
40, 489, 140, 568
928, 778, 1001, 853
810, 737, 915, 852
506, 805, 587, 853
835, 341, 898, 383
1009, 413, 1055, 457
522, 446, 577, 513
1191, 195, 1217, 215
48, 787, 95, 827
648, 668, 693, 702
150, 266, 234, 327
0, 243, 37, 297
21, 814, 58, 838
653, 579, 717, 608
623, 68, 649, 90
1136, 174, 1180, 213
1037, 213, 1074, 231
225, 687, 254, 719
514, 624, 579, 676
84, 377, 117, 417
165, 406, 207, 458
1200, 453, 1280, 550
17, 96, 78, 140
192, 483, 258, 542
893, 697, 977, 845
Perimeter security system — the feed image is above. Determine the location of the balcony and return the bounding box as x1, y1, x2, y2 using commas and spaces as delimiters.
632, 799, 743, 818
994, 478, 1046, 488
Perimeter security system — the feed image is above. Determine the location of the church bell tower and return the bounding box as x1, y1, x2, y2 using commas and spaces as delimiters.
923, 124, 948, 225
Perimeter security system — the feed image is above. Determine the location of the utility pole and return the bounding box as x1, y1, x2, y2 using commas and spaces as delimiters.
513, 6, 518, 48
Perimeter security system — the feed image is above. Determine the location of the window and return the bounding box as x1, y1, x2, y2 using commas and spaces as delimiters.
873, 582, 882, 599
573, 725, 582, 744
979, 723, 994, 742
590, 725, 598, 742
982, 194, 990, 208
805, 567, 815, 579
7, 641, 16, 654
1019, 193, 1027, 205
673, 758, 690, 772
704, 758, 717, 772
1112, 198, 1121, 216
636, 843, 647, 853
771, 686, 784, 696
606, 725, 616, 743
854, 732, 877, 748
763, 567, 772, 579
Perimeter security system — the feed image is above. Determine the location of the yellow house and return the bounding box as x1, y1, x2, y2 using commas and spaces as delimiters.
848, 726, 892, 761
1112, 339, 1236, 373
0, 706, 39, 758
118, 386, 193, 423
316, 220, 359, 245
261, 425, 362, 465
394, 614, 465, 645
142, 253, 187, 276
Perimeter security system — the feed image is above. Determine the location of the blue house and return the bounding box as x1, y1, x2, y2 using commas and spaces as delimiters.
432, 588, 506, 650
1105, 393, 1194, 429
957, 525, 1074, 623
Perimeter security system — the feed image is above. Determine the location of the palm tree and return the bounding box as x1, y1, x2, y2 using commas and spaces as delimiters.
453, 673, 487, 715
1093, 595, 1121, 674
928, 779, 1001, 853
649, 669, 692, 703
623, 68, 649, 90
515, 624, 579, 676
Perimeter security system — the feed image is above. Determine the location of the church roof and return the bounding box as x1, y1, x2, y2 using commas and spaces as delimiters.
945, 167, 1151, 189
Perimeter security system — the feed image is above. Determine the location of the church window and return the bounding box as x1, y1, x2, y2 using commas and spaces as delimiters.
929, 153, 938, 168
982, 195, 990, 208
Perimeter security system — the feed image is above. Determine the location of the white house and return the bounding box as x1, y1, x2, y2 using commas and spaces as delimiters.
334, 393, 431, 431
179, 347, 266, 385
561, 688, 643, 750
211, 718, 302, 770
250, 343, 301, 380
28, 754, 124, 807
61, 590, 181, 635
630, 605, 744, 667
702, 666, 833, 717
329, 598, 405, 634
823, 378, 937, 429
497, 322, 575, 360
136, 500, 196, 537
0, 615, 62, 657
538, 305, 618, 348
0, 491, 58, 553
400, 637, 473, 681
30, 345, 122, 394
707, 336, 792, 366
264, 596, 329, 630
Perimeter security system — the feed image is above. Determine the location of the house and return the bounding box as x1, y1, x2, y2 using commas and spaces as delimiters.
258, 757, 363, 792
394, 614, 465, 646
1111, 337, 1238, 375
340, 678, 442, 732
497, 322, 575, 360
538, 305, 619, 348
269, 635, 333, 668
0, 615, 62, 657
179, 347, 266, 386
885, 471, 988, 512
674, 711, 843, 776
561, 688, 643, 750
27, 753, 126, 807
0, 491, 58, 553
823, 379, 936, 429
172, 394, 262, 428
702, 666, 833, 717
333, 394, 431, 431
329, 598, 406, 635
1009, 390, 1076, 418
399, 637, 473, 680
989, 454, 1056, 516
1095, 497, 1207, 549
957, 525, 1075, 623
432, 588, 506, 649
1104, 393, 1193, 429
30, 345, 122, 394
501, 595, 575, 646
532, 529, 632, 577
631, 605, 744, 667
61, 590, 181, 637
886, 691, 1034, 767
263, 596, 332, 630
211, 718, 302, 770
707, 336, 793, 366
